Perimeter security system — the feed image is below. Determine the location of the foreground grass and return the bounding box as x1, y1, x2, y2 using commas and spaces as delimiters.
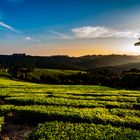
0, 77, 140, 139
27, 121, 140, 140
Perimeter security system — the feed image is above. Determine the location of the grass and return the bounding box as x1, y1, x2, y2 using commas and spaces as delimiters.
29, 68, 86, 79
27, 121, 140, 140
0, 77, 139, 139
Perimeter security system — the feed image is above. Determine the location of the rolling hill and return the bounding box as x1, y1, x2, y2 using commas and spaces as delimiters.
0, 54, 140, 70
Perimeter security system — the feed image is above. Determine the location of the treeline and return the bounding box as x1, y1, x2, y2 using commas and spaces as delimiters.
1, 53, 140, 89
8, 64, 140, 89
0, 54, 140, 70
89, 68, 140, 89
0, 54, 83, 70
8, 65, 89, 84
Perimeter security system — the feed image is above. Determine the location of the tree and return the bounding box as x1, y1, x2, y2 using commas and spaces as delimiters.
134, 38, 140, 46
8, 63, 34, 80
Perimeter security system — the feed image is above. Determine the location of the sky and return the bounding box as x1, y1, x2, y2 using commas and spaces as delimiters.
0, 0, 140, 56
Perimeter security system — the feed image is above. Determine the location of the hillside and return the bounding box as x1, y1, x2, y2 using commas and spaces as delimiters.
0, 54, 140, 70
93, 62, 140, 74
75, 55, 140, 69
115, 62, 140, 72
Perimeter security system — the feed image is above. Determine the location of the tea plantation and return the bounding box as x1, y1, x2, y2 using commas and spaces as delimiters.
0, 77, 140, 139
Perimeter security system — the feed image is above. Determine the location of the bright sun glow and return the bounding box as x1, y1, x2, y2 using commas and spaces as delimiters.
124, 45, 140, 55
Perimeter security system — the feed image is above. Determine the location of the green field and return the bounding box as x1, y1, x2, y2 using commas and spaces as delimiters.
32, 69, 85, 76
0, 77, 140, 139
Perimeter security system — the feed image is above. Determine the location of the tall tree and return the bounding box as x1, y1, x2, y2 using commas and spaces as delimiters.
135, 38, 140, 46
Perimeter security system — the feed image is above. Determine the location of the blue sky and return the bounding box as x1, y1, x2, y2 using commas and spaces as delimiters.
0, 0, 140, 56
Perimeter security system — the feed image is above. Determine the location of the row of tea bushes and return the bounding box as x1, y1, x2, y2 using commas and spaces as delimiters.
27, 121, 140, 140
0, 105, 139, 129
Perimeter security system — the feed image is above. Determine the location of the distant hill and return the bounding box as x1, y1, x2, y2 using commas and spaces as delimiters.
113, 62, 140, 72
0, 54, 140, 70
74, 55, 140, 69
88, 62, 140, 75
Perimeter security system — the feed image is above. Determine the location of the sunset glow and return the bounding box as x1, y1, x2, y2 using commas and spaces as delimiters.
0, 0, 140, 56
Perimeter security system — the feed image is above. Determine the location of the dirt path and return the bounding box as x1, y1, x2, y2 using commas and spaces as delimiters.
0, 97, 6, 105
0, 97, 33, 140
1, 123, 33, 140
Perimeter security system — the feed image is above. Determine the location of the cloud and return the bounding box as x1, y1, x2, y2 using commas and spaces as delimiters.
25, 37, 32, 40
0, 21, 21, 33
72, 26, 140, 39
25, 36, 41, 43
49, 30, 72, 39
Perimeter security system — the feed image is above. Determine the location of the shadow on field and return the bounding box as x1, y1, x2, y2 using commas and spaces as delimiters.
3, 110, 140, 131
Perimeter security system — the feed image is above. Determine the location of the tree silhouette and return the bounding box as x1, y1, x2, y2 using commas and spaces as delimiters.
135, 38, 140, 46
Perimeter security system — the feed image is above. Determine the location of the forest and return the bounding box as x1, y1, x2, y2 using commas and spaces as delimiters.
1, 54, 140, 89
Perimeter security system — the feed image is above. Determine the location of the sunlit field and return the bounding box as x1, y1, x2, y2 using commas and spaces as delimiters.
0, 77, 140, 139
1, 0, 140, 139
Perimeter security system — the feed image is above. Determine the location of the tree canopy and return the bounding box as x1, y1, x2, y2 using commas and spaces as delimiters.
134, 38, 140, 46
